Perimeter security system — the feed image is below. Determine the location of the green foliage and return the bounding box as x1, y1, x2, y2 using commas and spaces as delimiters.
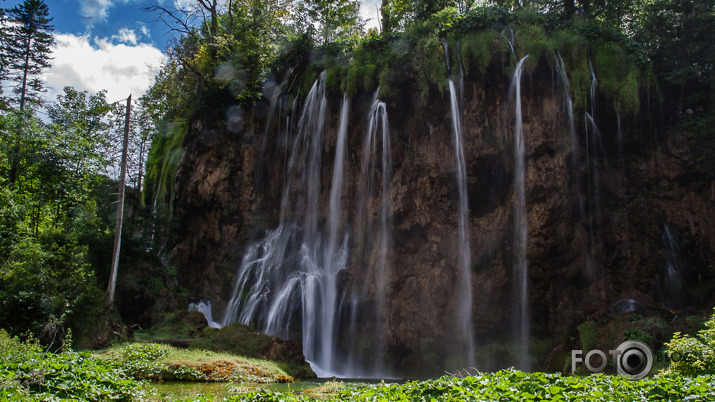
664, 308, 715, 376
411, 36, 447, 99
578, 320, 599, 352
460, 30, 496, 77
114, 342, 176, 380
3, 0, 54, 110
0, 228, 99, 341
231, 370, 715, 401
0, 330, 148, 401
143, 120, 188, 207
679, 114, 715, 171
635, 0, 715, 114
592, 41, 641, 116
299, 0, 364, 45
344, 63, 377, 96
515, 23, 552, 72
550, 29, 589, 109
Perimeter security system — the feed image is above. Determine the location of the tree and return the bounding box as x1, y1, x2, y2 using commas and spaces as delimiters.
46, 87, 115, 183
0, 8, 9, 107
635, 0, 715, 114
300, 0, 364, 44
5, 0, 54, 110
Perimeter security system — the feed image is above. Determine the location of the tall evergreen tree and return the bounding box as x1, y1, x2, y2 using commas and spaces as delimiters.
0, 8, 9, 107
6, 0, 54, 110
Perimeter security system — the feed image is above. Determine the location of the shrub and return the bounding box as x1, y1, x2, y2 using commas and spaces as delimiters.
664, 308, 715, 375
0, 330, 147, 401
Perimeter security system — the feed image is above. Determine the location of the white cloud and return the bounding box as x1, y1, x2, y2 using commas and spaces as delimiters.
43, 32, 167, 103
79, 0, 132, 26
138, 23, 150, 38
112, 27, 138, 45
79, 0, 114, 25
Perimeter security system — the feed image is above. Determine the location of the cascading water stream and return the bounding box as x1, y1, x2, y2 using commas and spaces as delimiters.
662, 224, 684, 308
448, 79, 475, 367
555, 54, 594, 274
510, 55, 530, 371
441, 38, 451, 72
352, 91, 392, 376
195, 74, 358, 377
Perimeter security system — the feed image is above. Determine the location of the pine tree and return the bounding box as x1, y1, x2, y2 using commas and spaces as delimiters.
0, 8, 9, 106
5, 0, 54, 110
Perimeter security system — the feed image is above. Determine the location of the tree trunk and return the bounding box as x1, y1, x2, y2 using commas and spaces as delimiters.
107, 95, 131, 307
19, 31, 32, 110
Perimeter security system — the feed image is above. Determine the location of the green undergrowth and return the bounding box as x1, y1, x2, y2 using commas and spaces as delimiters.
193, 371, 715, 401
0, 330, 150, 401
0, 331, 292, 401
663, 307, 715, 376
4, 328, 715, 401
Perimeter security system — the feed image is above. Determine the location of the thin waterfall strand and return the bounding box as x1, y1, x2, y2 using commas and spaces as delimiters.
510, 55, 530, 371
448, 79, 475, 366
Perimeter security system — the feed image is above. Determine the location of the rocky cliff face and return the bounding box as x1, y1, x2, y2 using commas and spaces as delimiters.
170, 59, 714, 376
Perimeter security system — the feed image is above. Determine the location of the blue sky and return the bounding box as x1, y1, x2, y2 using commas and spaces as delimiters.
2, 0, 380, 103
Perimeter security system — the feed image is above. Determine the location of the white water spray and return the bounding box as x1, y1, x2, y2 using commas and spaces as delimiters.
510, 55, 530, 371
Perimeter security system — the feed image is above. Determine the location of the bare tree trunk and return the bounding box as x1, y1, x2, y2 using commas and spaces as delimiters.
107, 95, 131, 307
19, 32, 31, 110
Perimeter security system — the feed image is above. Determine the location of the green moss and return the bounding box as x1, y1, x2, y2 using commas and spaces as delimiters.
378, 66, 397, 99
324, 66, 344, 94
460, 31, 496, 77
143, 119, 188, 207
191, 323, 315, 379
592, 41, 642, 116
411, 36, 447, 100
516, 24, 552, 72
578, 320, 599, 351
344, 64, 361, 96
135, 310, 209, 340
361, 64, 377, 93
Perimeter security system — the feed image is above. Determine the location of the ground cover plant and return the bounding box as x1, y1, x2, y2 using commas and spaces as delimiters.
3, 328, 715, 402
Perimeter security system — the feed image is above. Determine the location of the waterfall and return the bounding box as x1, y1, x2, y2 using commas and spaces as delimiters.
448, 79, 475, 367
441, 38, 451, 72
502, 29, 518, 64
555, 54, 593, 274
353, 91, 392, 376
584, 112, 606, 259
554, 55, 577, 162
456, 39, 465, 107
510, 55, 530, 371
589, 58, 597, 121
209, 78, 396, 378
188, 300, 222, 328
207, 74, 355, 377
662, 224, 685, 309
